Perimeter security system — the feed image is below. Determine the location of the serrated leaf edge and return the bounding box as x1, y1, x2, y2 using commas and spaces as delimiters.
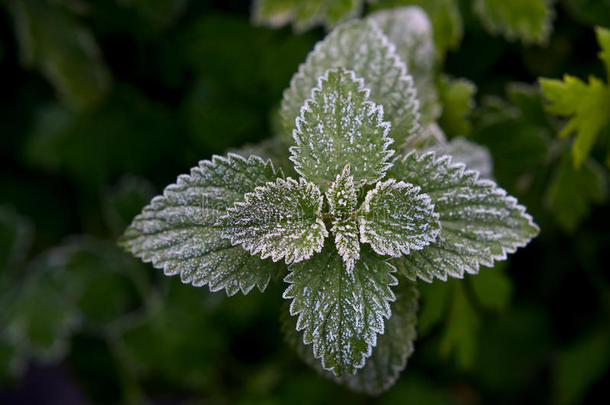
288, 68, 395, 186
221, 177, 328, 265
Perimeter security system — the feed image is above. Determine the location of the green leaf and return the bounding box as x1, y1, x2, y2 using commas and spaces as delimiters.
282, 280, 419, 395
438, 75, 477, 137
0, 207, 33, 280
0, 333, 24, 382
371, 0, 463, 55
473, 0, 554, 44
360, 179, 440, 257
553, 328, 610, 405
470, 263, 512, 312
597, 26, 610, 79
283, 246, 397, 376
367, 6, 441, 123
252, 0, 363, 32
430, 137, 494, 179
281, 20, 420, 146
290, 68, 394, 188
545, 151, 607, 231
390, 151, 539, 281
439, 282, 479, 369
7, 0, 111, 110
326, 165, 360, 271
5, 265, 80, 361
336, 281, 419, 394
220, 177, 327, 264
540, 75, 610, 167
120, 154, 286, 296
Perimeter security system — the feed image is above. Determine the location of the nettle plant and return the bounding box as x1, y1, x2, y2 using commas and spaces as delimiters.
121, 8, 539, 394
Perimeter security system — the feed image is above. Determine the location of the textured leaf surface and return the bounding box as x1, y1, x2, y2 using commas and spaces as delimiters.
252, 0, 362, 32
390, 151, 539, 281
430, 137, 493, 179
326, 165, 360, 271
221, 177, 327, 264
120, 154, 285, 295
290, 68, 394, 188
473, 0, 553, 44
371, 0, 463, 54
540, 75, 610, 167
283, 246, 397, 376
367, 6, 440, 123
282, 280, 419, 394
281, 20, 419, 146
336, 281, 419, 394
360, 179, 440, 257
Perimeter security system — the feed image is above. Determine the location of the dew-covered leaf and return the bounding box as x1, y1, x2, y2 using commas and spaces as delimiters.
367, 6, 441, 123
360, 179, 440, 257
283, 246, 397, 376
540, 75, 610, 168
326, 165, 360, 271
281, 20, 420, 146
120, 154, 286, 296
390, 151, 539, 281
290, 68, 394, 188
473, 0, 554, 44
220, 177, 327, 264
252, 0, 362, 32
282, 280, 418, 394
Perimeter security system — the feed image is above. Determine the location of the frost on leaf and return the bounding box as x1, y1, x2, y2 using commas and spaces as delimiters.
252, 0, 362, 33
431, 137, 494, 179
281, 20, 420, 146
281, 280, 419, 395
360, 179, 440, 257
120, 154, 285, 296
290, 68, 394, 188
283, 246, 397, 376
336, 281, 419, 394
220, 177, 327, 264
326, 165, 360, 271
390, 151, 539, 282
367, 6, 441, 124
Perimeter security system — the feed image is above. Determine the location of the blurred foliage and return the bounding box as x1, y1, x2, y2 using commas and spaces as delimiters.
0, 0, 609, 404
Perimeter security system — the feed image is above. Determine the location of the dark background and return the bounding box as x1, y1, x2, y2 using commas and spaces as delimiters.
1, 0, 609, 404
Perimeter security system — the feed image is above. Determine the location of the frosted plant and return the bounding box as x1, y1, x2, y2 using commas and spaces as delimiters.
121, 9, 539, 394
